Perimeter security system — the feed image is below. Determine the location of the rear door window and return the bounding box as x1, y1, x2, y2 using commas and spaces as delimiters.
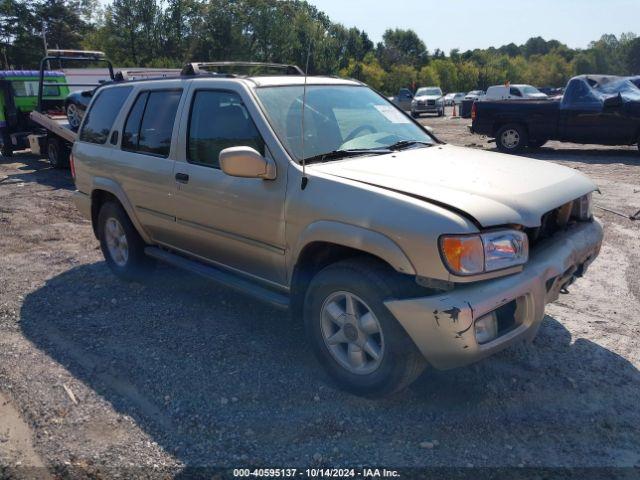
121, 89, 182, 157
79, 86, 132, 144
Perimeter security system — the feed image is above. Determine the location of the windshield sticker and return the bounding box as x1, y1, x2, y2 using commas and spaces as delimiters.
374, 105, 411, 124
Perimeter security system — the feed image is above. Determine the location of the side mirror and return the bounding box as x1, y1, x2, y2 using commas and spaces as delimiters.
219, 146, 276, 180
603, 93, 623, 109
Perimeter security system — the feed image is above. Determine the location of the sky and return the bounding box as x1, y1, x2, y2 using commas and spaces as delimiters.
308, 0, 640, 53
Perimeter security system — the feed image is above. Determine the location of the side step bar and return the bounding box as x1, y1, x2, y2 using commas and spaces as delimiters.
145, 247, 290, 310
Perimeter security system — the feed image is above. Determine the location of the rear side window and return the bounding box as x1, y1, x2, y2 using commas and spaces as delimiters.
80, 87, 132, 144
122, 89, 182, 157
188, 90, 264, 168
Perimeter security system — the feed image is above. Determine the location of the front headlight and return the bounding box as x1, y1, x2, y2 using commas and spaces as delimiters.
439, 230, 529, 276
572, 192, 593, 221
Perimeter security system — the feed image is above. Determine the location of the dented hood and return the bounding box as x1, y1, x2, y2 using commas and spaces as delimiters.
310, 144, 597, 227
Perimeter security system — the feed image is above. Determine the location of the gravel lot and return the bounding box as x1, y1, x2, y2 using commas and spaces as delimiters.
1, 110, 639, 478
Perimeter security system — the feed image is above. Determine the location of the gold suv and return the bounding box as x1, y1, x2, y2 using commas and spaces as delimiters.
71, 62, 603, 396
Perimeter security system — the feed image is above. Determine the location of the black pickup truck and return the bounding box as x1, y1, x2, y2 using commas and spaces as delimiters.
470, 75, 640, 153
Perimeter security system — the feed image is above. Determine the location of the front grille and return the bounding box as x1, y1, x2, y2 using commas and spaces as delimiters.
427, 100, 436, 106
525, 199, 585, 247
417, 100, 425, 106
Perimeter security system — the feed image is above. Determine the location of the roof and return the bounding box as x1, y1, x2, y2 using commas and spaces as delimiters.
0, 70, 65, 78
248, 76, 361, 87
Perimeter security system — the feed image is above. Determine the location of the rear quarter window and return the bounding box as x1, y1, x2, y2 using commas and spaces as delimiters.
79, 86, 133, 144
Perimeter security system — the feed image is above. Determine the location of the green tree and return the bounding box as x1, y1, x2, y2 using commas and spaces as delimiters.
456, 62, 479, 91
384, 64, 416, 94
377, 28, 427, 69
625, 37, 640, 74
417, 65, 439, 88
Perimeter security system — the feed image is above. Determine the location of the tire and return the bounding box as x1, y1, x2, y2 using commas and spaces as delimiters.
1, 128, 12, 157
496, 123, 528, 153
47, 137, 69, 169
438, 109, 444, 117
65, 101, 82, 130
97, 201, 155, 282
528, 139, 548, 150
411, 111, 419, 118
304, 258, 427, 397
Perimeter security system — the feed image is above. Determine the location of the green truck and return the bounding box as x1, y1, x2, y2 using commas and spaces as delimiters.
0, 70, 70, 157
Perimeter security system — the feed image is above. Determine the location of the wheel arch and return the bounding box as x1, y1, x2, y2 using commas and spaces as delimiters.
90, 178, 151, 243
289, 222, 418, 319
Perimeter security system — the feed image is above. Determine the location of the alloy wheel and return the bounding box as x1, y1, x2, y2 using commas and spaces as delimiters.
105, 217, 129, 267
320, 291, 385, 375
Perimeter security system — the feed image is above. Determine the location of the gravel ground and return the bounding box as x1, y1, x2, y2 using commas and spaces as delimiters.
1, 111, 639, 478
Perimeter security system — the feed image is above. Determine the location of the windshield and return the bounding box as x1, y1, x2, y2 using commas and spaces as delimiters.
522, 86, 544, 95
416, 88, 442, 96
255, 85, 434, 161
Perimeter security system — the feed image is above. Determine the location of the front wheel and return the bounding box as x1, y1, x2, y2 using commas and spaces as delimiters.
496, 123, 528, 153
304, 259, 426, 397
97, 202, 155, 281
411, 111, 419, 118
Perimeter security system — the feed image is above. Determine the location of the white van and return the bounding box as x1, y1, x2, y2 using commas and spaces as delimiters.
483, 84, 548, 101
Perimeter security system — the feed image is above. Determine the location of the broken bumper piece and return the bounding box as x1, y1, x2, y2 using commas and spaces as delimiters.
384, 219, 603, 370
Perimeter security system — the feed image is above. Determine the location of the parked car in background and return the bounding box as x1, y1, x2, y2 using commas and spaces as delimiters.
539, 87, 565, 98
411, 87, 444, 117
471, 74, 640, 153
0, 70, 70, 156
389, 88, 414, 111
443, 93, 456, 106
65, 89, 93, 130
483, 84, 548, 101
451, 92, 466, 105
465, 90, 485, 101
72, 62, 603, 396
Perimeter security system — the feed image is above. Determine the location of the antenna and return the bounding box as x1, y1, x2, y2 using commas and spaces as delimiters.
300, 41, 311, 190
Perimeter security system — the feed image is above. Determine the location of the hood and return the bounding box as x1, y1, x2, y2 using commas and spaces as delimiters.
310, 145, 597, 228
414, 95, 442, 101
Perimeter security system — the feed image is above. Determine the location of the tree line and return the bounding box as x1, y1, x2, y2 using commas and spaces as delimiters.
1, 0, 639, 94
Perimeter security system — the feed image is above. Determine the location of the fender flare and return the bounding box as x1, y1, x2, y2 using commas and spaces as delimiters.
91, 177, 152, 244
292, 221, 416, 279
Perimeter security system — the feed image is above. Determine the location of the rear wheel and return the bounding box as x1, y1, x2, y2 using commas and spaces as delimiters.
97, 201, 155, 281
47, 137, 69, 169
496, 123, 528, 153
1, 128, 12, 157
304, 258, 426, 397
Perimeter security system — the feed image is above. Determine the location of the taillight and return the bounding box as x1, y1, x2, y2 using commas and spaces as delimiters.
69, 152, 76, 180
471, 102, 477, 121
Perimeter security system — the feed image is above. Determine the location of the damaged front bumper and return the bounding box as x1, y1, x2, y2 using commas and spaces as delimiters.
385, 219, 603, 370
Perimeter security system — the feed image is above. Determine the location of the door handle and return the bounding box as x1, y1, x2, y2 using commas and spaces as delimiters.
175, 172, 189, 184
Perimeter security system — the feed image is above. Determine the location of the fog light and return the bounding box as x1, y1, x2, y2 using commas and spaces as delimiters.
475, 312, 498, 344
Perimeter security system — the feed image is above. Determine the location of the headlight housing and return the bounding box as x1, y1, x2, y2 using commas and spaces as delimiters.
572, 192, 593, 221
440, 230, 529, 276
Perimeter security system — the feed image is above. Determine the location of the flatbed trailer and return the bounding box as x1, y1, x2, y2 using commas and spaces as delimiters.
28, 49, 114, 168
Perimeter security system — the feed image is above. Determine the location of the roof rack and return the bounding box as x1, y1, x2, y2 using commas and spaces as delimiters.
114, 68, 182, 81
181, 61, 304, 77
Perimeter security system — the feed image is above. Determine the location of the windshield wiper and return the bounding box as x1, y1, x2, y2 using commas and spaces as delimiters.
386, 140, 433, 151
303, 148, 391, 164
